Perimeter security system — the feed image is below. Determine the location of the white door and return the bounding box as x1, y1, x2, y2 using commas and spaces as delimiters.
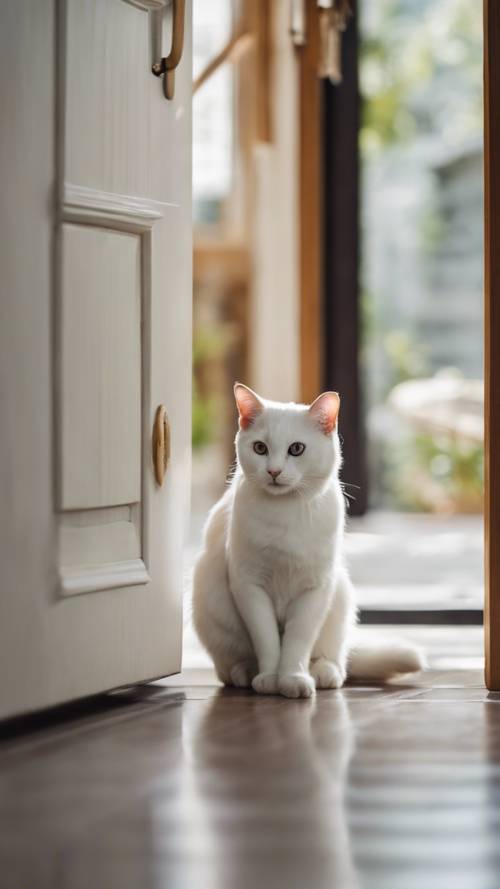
0, 0, 192, 719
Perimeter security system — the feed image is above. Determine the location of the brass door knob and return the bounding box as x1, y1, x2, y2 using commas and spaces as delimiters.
152, 405, 170, 486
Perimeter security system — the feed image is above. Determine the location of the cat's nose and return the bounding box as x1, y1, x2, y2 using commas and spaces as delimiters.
267, 469, 282, 479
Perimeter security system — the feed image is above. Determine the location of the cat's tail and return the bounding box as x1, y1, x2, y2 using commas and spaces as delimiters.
347, 638, 426, 681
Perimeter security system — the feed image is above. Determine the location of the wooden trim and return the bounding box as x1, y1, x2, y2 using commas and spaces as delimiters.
299, 0, 323, 403
322, 2, 366, 514
484, 0, 500, 689
192, 28, 253, 95
253, 0, 272, 143
193, 239, 249, 285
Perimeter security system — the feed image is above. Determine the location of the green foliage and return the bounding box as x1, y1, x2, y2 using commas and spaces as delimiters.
192, 325, 230, 448
359, 0, 483, 155
385, 431, 483, 513
192, 326, 227, 450
383, 330, 428, 389
360, 288, 378, 348
418, 202, 447, 253
192, 380, 217, 450
193, 326, 227, 366
359, 0, 484, 512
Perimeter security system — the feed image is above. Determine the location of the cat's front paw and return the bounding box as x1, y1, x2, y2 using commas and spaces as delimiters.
252, 672, 279, 695
278, 672, 316, 699
310, 658, 346, 690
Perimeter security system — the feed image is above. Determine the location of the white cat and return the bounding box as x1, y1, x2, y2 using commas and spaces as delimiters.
192, 383, 424, 699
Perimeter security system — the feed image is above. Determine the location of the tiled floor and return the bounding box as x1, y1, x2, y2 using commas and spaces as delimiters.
0, 631, 497, 889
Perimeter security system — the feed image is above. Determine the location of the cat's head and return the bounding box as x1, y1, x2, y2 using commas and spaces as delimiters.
234, 383, 341, 497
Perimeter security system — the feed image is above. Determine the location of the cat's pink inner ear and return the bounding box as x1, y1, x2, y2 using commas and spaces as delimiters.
308, 391, 340, 435
234, 383, 264, 430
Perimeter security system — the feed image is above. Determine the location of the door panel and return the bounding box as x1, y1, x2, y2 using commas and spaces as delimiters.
60, 224, 142, 510
0, 0, 192, 718
64, 0, 152, 198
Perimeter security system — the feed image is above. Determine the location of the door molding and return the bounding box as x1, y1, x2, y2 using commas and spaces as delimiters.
60, 559, 151, 597
62, 184, 168, 231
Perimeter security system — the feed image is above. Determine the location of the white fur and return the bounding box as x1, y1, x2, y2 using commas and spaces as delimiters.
192, 388, 425, 698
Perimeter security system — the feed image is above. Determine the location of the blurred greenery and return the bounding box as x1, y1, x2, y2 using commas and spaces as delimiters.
192, 378, 216, 449
383, 330, 428, 389
192, 327, 227, 449
386, 431, 484, 513
360, 0, 483, 512
360, 0, 483, 156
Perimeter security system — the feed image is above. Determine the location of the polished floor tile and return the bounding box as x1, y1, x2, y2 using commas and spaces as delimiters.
0, 664, 498, 889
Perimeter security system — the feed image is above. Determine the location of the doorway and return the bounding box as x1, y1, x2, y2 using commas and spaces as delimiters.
186, 0, 497, 681
323, 0, 484, 626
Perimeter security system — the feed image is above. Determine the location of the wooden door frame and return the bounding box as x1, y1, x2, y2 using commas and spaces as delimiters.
298, 1, 366, 510
322, 0, 367, 515
484, 0, 500, 689
298, 0, 323, 405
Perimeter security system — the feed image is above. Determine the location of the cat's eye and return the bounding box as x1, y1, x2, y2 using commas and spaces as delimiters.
253, 441, 268, 455
288, 442, 306, 457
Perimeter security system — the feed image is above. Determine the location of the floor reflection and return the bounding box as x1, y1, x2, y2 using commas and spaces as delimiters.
178, 689, 359, 889
2, 665, 499, 889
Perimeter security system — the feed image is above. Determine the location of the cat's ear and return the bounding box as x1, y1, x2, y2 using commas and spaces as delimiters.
234, 383, 264, 430
308, 391, 340, 435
